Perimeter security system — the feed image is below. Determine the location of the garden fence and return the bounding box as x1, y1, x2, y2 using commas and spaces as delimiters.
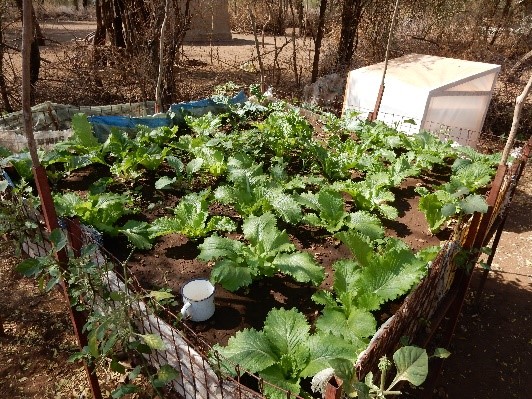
1, 103, 530, 398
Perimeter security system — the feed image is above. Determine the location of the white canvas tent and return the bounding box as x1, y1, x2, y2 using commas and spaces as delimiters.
342, 54, 501, 147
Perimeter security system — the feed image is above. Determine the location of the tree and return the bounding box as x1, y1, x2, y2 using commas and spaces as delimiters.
336, 0, 368, 67
93, 0, 192, 107
311, 0, 327, 83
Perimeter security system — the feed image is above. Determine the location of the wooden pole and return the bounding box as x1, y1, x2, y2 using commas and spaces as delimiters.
21, 1, 102, 398
369, 0, 400, 121
500, 72, 532, 165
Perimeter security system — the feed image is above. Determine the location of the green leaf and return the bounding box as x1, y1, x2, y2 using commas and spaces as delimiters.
146, 290, 175, 302
389, 346, 429, 389
214, 328, 277, 374
418, 193, 447, 233
433, 347, 451, 359
261, 366, 302, 399
186, 158, 203, 174
346, 211, 384, 240
263, 308, 310, 358
88, 332, 100, 357
16, 258, 44, 277
210, 259, 253, 291
336, 230, 373, 268
459, 194, 488, 214
315, 308, 376, 344
72, 114, 100, 149
153, 364, 179, 387
118, 220, 152, 250
139, 333, 166, 350
111, 384, 138, 398
110, 358, 126, 374
301, 334, 360, 377
356, 249, 426, 309
274, 252, 325, 285
155, 176, 177, 190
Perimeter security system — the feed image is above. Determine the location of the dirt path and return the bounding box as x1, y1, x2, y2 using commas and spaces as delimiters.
437, 162, 532, 399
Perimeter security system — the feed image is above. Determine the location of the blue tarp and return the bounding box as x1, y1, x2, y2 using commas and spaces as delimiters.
86, 91, 248, 141
169, 91, 247, 124
87, 114, 172, 142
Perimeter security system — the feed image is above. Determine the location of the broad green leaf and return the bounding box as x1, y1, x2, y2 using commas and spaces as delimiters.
146, 290, 175, 301
154, 364, 179, 386
198, 235, 243, 261
301, 334, 360, 377
263, 308, 310, 358
347, 211, 384, 240
72, 114, 100, 149
210, 259, 253, 291
389, 346, 429, 388
336, 231, 373, 268
111, 384, 138, 398
418, 193, 446, 233
273, 252, 324, 285
118, 220, 152, 250
155, 176, 177, 190
0, 180, 9, 192
267, 190, 302, 224
186, 158, 203, 174
261, 366, 301, 399
214, 329, 277, 374
459, 194, 488, 214
356, 249, 425, 309
16, 258, 44, 277
110, 358, 126, 374
315, 308, 376, 344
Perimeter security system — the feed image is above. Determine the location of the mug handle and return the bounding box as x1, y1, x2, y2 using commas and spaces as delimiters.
181, 301, 192, 320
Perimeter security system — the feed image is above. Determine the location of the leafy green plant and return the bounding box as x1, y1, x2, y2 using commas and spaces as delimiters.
103, 129, 170, 181
213, 308, 360, 399
214, 154, 303, 224
319, 346, 450, 398
332, 175, 399, 221
53, 191, 151, 249
148, 190, 236, 240
415, 159, 495, 234
255, 108, 314, 160
298, 188, 384, 238
15, 227, 178, 398
312, 232, 434, 346
198, 212, 324, 291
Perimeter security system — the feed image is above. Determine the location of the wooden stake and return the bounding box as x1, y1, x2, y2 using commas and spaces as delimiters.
500, 72, 532, 165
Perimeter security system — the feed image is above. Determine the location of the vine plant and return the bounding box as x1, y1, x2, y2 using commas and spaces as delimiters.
0, 182, 180, 398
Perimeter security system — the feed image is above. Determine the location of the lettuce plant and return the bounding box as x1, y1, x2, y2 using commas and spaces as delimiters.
148, 190, 236, 240
214, 154, 302, 224
312, 232, 429, 345
197, 213, 324, 291
298, 188, 384, 238
213, 308, 361, 399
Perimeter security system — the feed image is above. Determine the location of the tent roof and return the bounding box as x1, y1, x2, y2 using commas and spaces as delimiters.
355, 53, 500, 92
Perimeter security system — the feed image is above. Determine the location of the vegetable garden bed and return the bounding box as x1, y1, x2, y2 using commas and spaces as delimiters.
1, 91, 529, 399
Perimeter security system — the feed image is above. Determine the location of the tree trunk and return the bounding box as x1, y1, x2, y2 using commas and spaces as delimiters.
0, 16, 14, 112
336, 0, 365, 67
112, 0, 125, 47
311, 0, 327, 83
94, 0, 106, 45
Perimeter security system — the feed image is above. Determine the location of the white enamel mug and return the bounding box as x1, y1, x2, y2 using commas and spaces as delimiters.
180, 278, 215, 322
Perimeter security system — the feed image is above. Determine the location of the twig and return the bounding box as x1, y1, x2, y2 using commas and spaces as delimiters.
500, 72, 532, 165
